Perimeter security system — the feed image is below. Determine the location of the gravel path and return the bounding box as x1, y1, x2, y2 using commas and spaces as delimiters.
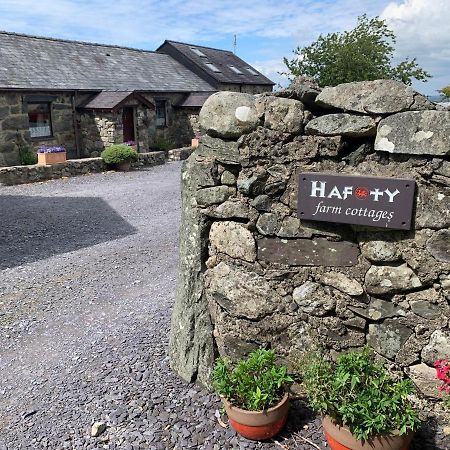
0, 165, 447, 450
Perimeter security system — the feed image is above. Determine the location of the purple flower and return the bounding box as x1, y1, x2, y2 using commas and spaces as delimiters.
124, 141, 136, 146
37, 146, 66, 154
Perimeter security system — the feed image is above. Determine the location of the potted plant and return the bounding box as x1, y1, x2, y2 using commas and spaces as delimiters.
37, 145, 66, 165
299, 347, 420, 450
101, 144, 138, 171
212, 348, 293, 441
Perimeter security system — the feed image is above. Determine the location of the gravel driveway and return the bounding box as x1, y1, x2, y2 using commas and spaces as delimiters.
0, 165, 446, 450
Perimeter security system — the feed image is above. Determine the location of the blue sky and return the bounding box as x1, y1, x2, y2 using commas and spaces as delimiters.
0, 0, 448, 95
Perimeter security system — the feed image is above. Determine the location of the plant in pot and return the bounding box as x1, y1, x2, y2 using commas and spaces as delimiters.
212, 348, 293, 441
101, 144, 138, 171
37, 145, 66, 165
299, 347, 420, 450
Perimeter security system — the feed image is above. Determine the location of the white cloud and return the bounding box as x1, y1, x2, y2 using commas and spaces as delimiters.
381, 0, 450, 93
252, 59, 290, 88
0, 0, 447, 94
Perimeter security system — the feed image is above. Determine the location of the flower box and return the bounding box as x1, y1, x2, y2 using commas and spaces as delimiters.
37, 146, 67, 165
37, 151, 66, 165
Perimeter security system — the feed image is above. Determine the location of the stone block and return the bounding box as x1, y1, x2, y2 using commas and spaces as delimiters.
422, 330, 450, 366
409, 363, 444, 399
264, 97, 308, 134
207, 262, 280, 320
367, 319, 413, 360
316, 80, 434, 114
257, 237, 360, 266
305, 113, 377, 137
426, 230, 450, 262
375, 111, 450, 156
320, 272, 364, 296
195, 186, 235, 207
365, 264, 422, 295
199, 92, 259, 138
209, 221, 256, 262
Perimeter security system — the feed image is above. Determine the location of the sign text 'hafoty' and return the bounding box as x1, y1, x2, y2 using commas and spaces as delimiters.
298, 173, 416, 230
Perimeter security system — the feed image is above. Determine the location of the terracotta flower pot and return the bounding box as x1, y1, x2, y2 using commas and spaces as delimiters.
222, 393, 289, 441
322, 416, 414, 450
37, 151, 66, 165
191, 138, 199, 148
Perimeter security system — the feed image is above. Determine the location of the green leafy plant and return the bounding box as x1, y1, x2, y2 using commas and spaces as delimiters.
212, 349, 293, 411
299, 347, 420, 440
153, 139, 169, 152
101, 144, 138, 164
18, 146, 37, 165
283, 15, 431, 87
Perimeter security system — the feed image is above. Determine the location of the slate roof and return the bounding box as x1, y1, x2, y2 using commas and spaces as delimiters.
0, 32, 215, 92
80, 91, 155, 111
157, 40, 274, 86
178, 92, 214, 108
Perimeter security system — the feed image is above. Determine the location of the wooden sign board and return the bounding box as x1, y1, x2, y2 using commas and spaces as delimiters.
298, 172, 416, 230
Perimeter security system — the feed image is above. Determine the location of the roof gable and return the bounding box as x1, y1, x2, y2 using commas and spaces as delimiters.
157, 40, 274, 86
0, 32, 215, 92
79, 91, 155, 111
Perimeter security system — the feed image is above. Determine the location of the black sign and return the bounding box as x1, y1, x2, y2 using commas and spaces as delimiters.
298, 172, 416, 230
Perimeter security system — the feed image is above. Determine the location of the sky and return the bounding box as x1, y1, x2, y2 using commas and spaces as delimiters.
0, 0, 448, 96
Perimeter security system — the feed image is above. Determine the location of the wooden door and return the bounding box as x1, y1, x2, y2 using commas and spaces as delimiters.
122, 107, 135, 142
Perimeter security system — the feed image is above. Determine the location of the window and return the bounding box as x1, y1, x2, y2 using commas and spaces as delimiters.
155, 100, 167, 127
28, 102, 52, 138
190, 47, 207, 57
204, 62, 221, 73
229, 65, 243, 74
245, 67, 259, 76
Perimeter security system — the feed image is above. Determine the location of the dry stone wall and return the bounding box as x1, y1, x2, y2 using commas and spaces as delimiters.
169, 79, 450, 399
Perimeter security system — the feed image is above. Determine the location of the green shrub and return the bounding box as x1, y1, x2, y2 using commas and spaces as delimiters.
299, 347, 420, 440
153, 139, 169, 151
18, 146, 37, 165
212, 349, 293, 411
101, 144, 138, 164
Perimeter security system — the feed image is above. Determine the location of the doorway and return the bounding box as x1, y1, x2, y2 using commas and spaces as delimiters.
122, 107, 135, 143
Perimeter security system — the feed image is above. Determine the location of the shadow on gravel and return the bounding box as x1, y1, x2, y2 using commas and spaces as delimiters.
411, 417, 449, 450
0, 195, 137, 270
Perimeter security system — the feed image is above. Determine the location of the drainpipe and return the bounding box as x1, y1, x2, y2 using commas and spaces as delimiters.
71, 91, 81, 159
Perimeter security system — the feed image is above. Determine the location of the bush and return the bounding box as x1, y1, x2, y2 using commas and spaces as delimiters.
18, 146, 37, 165
299, 347, 420, 440
212, 349, 293, 411
101, 144, 138, 164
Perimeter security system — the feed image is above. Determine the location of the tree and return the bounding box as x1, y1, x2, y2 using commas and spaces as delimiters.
439, 85, 450, 100
283, 15, 431, 87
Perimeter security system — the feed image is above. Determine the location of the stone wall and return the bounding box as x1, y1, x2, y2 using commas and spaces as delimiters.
169, 80, 450, 401
0, 92, 79, 166
0, 151, 166, 186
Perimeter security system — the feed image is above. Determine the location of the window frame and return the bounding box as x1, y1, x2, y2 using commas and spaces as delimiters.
27, 100, 54, 140
155, 99, 167, 128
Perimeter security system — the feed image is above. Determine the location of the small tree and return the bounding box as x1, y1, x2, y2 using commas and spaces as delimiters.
439, 85, 450, 100
283, 15, 431, 87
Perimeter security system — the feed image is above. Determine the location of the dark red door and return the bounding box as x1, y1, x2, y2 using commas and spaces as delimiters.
123, 107, 135, 142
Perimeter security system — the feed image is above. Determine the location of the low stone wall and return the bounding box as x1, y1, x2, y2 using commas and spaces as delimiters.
169, 79, 450, 402
167, 146, 193, 161
0, 151, 166, 186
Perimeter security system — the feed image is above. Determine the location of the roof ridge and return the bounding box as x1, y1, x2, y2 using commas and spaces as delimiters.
164, 39, 234, 54
0, 30, 162, 54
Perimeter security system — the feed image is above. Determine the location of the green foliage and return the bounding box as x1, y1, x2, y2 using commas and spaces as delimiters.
18, 146, 37, 165
299, 347, 420, 440
212, 349, 293, 411
101, 144, 138, 164
439, 85, 450, 100
283, 15, 431, 87
153, 139, 169, 152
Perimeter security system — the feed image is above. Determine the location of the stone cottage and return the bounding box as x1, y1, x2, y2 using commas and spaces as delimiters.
0, 32, 274, 166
